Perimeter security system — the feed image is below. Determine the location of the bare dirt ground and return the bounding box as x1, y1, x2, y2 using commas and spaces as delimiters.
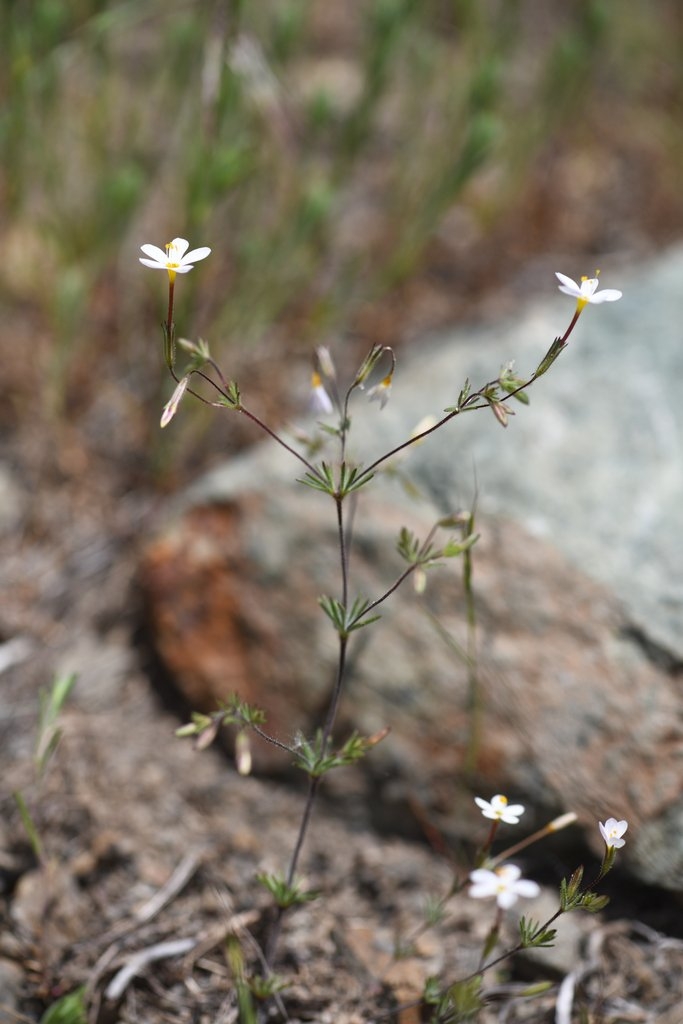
3, 118, 683, 1021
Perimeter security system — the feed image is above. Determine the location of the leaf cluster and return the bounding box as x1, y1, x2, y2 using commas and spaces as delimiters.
423, 976, 484, 1023
318, 594, 380, 638
175, 694, 266, 748
293, 728, 386, 777
518, 916, 557, 949
255, 872, 320, 909
299, 460, 373, 497
397, 526, 478, 567
559, 866, 609, 913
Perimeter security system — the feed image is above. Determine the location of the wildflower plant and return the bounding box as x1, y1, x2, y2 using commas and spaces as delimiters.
141, 239, 627, 1016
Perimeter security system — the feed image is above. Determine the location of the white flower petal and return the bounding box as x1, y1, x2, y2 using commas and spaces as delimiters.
173, 265, 196, 274
469, 869, 498, 897
514, 880, 541, 899
497, 864, 522, 882
555, 272, 580, 292
587, 289, 622, 303
141, 243, 168, 262
311, 386, 333, 415
504, 804, 525, 818
169, 238, 190, 258
183, 246, 212, 264
497, 889, 520, 909
470, 868, 495, 884
139, 257, 167, 269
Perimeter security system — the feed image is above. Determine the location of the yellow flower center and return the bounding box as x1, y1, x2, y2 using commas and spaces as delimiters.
165, 242, 181, 268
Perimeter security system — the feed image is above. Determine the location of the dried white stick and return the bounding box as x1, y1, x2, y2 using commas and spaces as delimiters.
104, 938, 197, 1001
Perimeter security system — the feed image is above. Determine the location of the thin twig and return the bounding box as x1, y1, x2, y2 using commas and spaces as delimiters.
104, 938, 198, 1001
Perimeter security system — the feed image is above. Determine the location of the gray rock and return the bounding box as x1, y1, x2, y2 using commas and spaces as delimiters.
351, 249, 683, 662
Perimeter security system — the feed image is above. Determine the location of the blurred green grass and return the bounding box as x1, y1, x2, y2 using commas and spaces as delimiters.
1, 0, 682, 456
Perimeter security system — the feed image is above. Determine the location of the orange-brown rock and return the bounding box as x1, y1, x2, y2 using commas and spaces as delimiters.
139, 470, 683, 889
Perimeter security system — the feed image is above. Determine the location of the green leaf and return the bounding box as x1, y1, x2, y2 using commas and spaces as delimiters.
579, 892, 610, 913
175, 712, 213, 737
36, 673, 77, 775
248, 973, 289, 999
458, 378, 472, 407
519, 915, 557, 948
397, 526, 421, 563
256, 871, 319, 908
14, 790, 44, 861
225, 380, 241, 407
443, 976, 484, 1019
519, 981, 554, 996
337, 461, 374, 496
298, 461, 335, 494
39, 987, 87, 1024
535, 336, 566, 377
318, 594, 380, 638
560, 865, 585, 911
422, 975, 442, 1005
440, 533, 479, 558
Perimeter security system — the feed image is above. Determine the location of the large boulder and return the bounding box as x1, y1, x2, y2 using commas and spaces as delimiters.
140, 248, 683, 889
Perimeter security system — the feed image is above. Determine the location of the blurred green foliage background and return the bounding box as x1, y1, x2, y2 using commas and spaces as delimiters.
2, 0, 682, 467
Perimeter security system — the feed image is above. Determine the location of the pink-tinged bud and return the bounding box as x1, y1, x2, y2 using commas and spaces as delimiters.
549, 812, 578, 833
315, 346, 336, 380
160, 375, 190, 427
235, 731, 252, 776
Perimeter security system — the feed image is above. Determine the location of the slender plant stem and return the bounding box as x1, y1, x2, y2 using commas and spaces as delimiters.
322, 636, 349, 746
238, 406, 322, 478
285, 775, 323, 890
166, 277, 175, 335
462, 507, 480, 776
361, 311, 584, 479
266, 495, 351, 965
249, 723, 295, 755
265, 636, 349, 967
363, 524, 438, 617
464, 907, 565, 982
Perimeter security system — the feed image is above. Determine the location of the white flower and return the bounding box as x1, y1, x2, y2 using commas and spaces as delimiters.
310, 371, 333, 415
469, 864, 540, 910
140, 237, 211, 277
599, 817, 628, 849
555, 272, 622, 311
367, 375, 392, 410
474, 794, 525, 824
